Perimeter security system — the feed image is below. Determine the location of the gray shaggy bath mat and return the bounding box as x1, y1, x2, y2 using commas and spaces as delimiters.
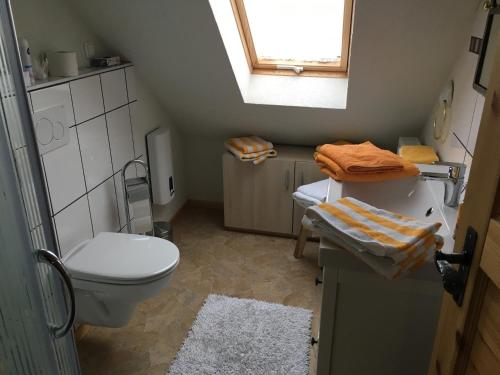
168, 294, 312, 375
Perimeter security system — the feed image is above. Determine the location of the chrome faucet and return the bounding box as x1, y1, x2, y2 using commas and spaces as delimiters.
420, 162, 466, 208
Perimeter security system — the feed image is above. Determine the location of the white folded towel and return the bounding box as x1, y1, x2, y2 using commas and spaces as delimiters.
297, 179, 329, 201
293, 191, 322, 208
292, 179, 329, 209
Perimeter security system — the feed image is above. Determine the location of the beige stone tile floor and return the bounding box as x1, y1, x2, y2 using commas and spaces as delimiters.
77, 205, 322, 375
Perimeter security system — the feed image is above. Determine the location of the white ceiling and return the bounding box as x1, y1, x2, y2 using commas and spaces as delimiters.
68, 0, 479, 148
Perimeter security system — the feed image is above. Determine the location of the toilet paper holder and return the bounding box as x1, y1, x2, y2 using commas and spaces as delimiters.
122, 159, 155, 236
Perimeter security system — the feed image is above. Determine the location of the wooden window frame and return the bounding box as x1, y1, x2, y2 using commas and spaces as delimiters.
230, 0, 353, 78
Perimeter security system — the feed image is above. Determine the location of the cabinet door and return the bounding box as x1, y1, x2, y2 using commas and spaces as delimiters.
223, 153, 294, 234
252, 158, 295, 234
223, 153, 255, 230
292, 161, 327, 235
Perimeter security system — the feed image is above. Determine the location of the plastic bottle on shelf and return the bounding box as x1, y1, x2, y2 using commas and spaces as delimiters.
17, 37, 34, 85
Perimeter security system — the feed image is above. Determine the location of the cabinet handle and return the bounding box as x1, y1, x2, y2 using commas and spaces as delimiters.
285, 170, 290, 191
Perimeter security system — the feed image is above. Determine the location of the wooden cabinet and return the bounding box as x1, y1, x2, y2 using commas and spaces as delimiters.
292, 161, 326, 235
316, 243, 443, 375
223, 145, 322, 235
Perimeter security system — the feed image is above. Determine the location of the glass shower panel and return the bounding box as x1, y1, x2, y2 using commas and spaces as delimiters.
0, 0, 80, 373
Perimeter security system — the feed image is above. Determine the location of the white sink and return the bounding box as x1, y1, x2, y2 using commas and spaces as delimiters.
327, 176, 458, 254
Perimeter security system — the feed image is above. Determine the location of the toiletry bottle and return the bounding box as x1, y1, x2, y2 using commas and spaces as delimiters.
18, 37, 34, 84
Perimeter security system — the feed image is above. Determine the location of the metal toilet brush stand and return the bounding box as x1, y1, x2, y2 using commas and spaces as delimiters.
121, 159, 174, 241
122, 159, 156, 237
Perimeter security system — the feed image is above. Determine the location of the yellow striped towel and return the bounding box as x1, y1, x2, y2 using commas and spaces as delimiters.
304, 197, 443, 279
227, 136, 273, 153
225, 136, 277, 165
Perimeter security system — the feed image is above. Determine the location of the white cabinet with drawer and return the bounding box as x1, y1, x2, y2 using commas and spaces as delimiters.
223, 145, 325, 235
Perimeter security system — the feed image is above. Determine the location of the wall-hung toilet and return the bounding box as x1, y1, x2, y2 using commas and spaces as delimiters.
62, 232, 179, 328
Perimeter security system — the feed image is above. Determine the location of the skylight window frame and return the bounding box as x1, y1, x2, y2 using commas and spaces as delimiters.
230, 0, 353, 77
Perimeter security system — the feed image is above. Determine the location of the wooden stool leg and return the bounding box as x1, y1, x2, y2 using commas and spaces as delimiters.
294, 224, 310, 258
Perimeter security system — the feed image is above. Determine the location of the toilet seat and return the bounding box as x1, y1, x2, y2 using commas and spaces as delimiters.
63, 232, 179, 285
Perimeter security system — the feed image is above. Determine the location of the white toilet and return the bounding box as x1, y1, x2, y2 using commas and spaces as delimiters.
62, 232, 180, 328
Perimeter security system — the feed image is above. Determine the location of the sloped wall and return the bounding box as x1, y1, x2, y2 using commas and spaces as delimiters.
68, 0, 478, 147
11, 0, 110, 67
66, 0, 480, 202
422, 6, 489, 203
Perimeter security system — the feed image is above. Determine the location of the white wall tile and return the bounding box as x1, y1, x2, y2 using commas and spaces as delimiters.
129, 100, 146, 158
101, 69, 128, 112
88, 177, 120, 234
106, 106, 134, 172
55, 195, 93, 256
125, 66, 137, 102
43, 127, 86, 213
114, 173, 127, 228
30, 84, 75, 127
70, 76, 104, 123
466, 94, 485, 155
448, 51, 479, 144
77, 115, 113, 190
136, 158, 148, 178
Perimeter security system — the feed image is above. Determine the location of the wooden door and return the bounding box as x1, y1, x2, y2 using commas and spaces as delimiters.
467, 230, 500, 374
463, 219, 500, 375
428, 46, 500, 375
292, 161, 326, 235
223, 153, 295, 234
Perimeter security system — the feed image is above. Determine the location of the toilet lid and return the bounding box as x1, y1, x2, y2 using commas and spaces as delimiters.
63, 232, 180, 284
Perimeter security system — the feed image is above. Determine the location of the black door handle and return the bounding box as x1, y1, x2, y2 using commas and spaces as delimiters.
434, 226, 477, 307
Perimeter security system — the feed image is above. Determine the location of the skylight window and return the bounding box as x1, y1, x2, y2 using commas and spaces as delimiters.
231, 0, 353, 76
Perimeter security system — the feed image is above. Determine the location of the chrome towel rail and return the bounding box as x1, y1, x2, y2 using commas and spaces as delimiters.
36, 249, 75, 338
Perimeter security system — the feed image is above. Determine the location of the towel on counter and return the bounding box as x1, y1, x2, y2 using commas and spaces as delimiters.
314, 141, 420, 182
292, 179, 330, 208
293, 192, 322, 208
225, 136, 277, 165
305, 197, 443, 279
398, 145, 439, 164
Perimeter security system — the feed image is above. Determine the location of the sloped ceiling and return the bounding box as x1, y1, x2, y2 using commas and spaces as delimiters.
69, 0, 479, 148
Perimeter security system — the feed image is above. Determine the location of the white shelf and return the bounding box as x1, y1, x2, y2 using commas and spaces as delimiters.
27, 63, 133, 92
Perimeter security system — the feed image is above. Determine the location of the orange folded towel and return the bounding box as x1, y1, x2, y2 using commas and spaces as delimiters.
314, 141, 420, 182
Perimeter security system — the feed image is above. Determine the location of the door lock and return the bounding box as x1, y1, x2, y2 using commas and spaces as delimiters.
434, 226, 477, 307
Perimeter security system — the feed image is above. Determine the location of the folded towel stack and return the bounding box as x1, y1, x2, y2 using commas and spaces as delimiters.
398, 145, 439, 164
314, 141, 420, 182
305, 197, 443, 279
292, 179, 330, 208
225, 136, 277, 165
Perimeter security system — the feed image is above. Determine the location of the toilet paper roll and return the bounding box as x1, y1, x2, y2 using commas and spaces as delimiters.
48, 51, 78, 77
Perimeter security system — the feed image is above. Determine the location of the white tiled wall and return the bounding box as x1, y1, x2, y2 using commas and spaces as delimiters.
106, 106, 134, 173
422, 6, 488, 200
29, 66, 147, 255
